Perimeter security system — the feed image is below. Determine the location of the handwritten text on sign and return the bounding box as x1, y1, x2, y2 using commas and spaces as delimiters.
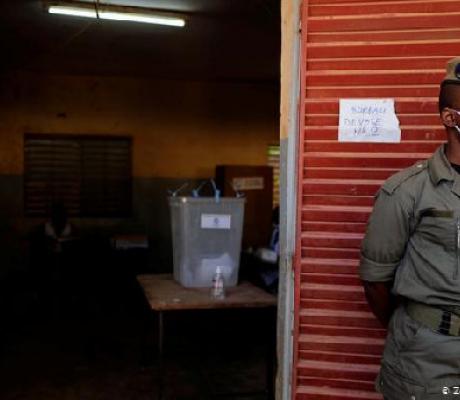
338, 99, 401, 143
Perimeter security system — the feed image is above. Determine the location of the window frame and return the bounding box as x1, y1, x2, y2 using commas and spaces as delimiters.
24, 133, 133, 218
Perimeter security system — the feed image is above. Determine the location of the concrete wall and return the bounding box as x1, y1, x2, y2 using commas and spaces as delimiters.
0, 71, 279, 278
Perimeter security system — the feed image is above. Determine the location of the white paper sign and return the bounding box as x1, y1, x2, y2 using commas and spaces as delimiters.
201, 214, 231, 230
232, 177, 264, 191
338, 99, 401, 143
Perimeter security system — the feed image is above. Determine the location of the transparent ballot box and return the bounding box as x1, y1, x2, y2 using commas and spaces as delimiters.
169, 196, 245, 287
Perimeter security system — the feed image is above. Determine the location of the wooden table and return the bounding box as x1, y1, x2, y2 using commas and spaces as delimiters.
137, 274, 277, 399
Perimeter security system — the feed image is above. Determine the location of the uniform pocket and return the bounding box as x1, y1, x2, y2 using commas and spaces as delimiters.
415, 210, 457, 279
417, 210, 455, 250
378, 363, 425, 400
378, 365, 457, 400
392, 307, 423, 352
382, 307, 424, 380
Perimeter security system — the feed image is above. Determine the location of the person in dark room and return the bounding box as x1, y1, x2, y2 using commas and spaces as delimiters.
44, 201, 74, 252
30, 202, 76, 316
359, 56, 460, 399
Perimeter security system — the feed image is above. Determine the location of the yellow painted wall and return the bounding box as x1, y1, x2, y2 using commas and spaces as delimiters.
0, 72, 279, 178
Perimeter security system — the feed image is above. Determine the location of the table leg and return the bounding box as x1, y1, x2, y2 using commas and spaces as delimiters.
158, 311, 164, 400
265, 308, 276, 400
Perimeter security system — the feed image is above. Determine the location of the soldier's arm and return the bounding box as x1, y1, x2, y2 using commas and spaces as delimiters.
362, 281, 396, 327
359, 186, 413, 327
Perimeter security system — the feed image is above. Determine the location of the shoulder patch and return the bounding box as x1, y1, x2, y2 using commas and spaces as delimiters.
381, 160, 427, 195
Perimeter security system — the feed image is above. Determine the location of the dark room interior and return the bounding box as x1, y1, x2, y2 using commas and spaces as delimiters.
0, 1, 281, 399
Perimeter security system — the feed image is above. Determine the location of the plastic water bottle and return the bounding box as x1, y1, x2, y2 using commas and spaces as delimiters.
211, 266, 225, 300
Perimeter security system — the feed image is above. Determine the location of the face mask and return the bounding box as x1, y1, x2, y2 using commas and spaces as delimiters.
448, 108, 460, 135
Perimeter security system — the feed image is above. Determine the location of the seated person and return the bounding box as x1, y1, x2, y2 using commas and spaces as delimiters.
43, 202, 75, 253
29, 202, 77, 314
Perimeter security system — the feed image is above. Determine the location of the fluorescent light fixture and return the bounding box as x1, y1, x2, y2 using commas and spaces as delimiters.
49, 5, 97, 18
100, 11, 185, 27
48, 5, 185, 27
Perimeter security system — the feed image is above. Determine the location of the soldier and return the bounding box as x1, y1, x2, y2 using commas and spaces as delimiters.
360, 57, 460, 399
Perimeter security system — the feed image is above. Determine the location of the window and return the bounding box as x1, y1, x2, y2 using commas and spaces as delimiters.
24, 134, 132, 217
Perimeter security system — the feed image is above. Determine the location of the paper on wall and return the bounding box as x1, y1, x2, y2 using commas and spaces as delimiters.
232, 177, 264, 190
338, 98, 401, 143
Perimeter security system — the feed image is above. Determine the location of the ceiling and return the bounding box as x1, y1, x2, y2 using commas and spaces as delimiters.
0, 0, 280, 82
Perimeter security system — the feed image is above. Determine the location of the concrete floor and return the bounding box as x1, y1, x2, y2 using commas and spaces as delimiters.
0, 285, 273, 400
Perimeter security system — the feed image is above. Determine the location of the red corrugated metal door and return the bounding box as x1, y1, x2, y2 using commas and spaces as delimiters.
293, 1, 460, 399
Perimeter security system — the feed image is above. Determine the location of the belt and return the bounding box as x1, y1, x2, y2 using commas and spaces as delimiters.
405, 301, 460, 336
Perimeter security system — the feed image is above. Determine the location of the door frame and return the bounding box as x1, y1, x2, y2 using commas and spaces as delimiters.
277, 1, 302, 399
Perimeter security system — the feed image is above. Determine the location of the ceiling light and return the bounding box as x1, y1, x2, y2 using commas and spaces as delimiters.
100, 11, 185, 27
48, 4, 186, 27
49, 5, 97, 18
